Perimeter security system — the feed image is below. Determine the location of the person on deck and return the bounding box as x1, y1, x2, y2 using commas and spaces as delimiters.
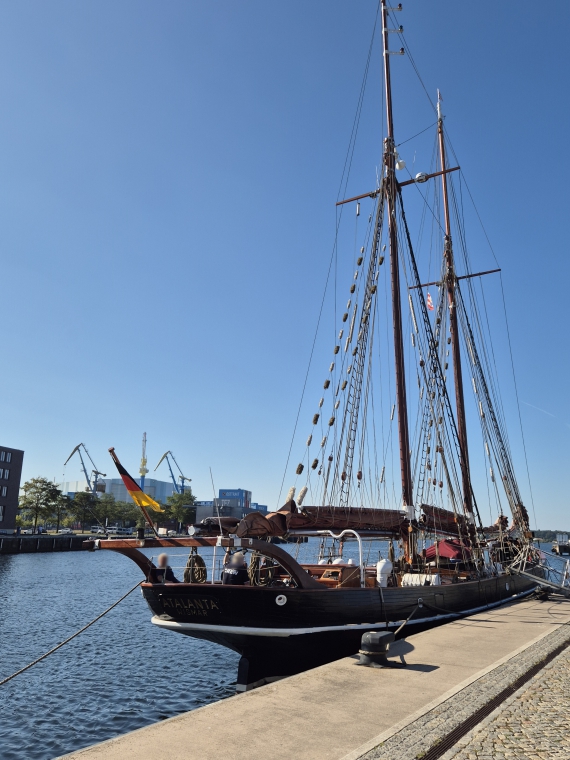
153, 553, 179, 583
222, 551, 249, 586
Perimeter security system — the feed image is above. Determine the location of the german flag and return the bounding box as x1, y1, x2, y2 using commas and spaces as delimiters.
108, 448, 164, 526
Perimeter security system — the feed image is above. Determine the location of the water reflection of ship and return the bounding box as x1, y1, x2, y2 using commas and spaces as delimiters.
89, 1, 548, 692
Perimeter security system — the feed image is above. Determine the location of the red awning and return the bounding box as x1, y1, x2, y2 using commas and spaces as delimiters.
425, 539, 469, 561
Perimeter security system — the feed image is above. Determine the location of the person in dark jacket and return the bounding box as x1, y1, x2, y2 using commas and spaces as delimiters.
222, 551, 249, 585
153, 553, 179, 583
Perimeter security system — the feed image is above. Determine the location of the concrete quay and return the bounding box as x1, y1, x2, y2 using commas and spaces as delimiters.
58, 596, 570, 760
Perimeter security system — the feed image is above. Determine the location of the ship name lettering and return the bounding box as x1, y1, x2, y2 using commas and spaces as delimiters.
160, 597, 220, 615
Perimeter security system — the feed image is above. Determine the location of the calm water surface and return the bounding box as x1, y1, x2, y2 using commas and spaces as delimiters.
0, 549, 239, 760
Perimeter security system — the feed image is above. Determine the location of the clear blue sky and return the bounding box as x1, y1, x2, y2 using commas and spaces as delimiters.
1, 1, 569, 528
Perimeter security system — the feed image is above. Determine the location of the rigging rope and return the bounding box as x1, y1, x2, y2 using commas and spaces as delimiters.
443, 146, 536, 529
277, 8, 379, 508
389, 12, 437, 117
455, 284, 528, 531
397, 188, 485, 536
397, 121, 438, 148
498, 273, 539, 530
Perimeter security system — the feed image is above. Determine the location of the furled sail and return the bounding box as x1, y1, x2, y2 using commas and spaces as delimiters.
419, 503, 474, 539
235, 501, 408, 538
192, 501, 409, 538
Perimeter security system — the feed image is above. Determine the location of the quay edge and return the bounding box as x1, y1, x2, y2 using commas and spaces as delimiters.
0, 535, 88, 554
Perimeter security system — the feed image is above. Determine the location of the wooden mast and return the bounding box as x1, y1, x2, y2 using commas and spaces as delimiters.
381, 1, 413, 514
436, 95, 473, 517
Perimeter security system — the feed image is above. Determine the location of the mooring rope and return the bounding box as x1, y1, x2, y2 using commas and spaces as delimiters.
0, 580, 142, 687
393, 601, 423, 637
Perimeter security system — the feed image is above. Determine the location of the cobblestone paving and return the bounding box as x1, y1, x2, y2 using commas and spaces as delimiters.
359, 621, 570, 760
447, 647, 570, 760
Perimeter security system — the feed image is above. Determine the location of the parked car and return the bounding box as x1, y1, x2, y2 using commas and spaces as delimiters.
57, 528, 73, 534
21, 529, 33, 535
167, 530, 178, 537
106, 526, 133, 536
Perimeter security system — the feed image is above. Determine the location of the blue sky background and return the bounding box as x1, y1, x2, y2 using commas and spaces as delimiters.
1, 1, 569, 528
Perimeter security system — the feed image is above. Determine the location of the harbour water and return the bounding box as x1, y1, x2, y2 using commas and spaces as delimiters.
0, 548, 238, 760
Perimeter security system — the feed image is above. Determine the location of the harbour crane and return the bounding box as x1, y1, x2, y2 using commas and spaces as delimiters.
139, 432, 149, 490
154, 451, 192, 494
64, 443, 106, 496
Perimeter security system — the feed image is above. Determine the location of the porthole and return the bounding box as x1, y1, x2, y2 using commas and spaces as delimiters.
275, 594, 287, 606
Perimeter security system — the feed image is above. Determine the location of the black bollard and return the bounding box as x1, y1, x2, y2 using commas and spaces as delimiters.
357, 631, 405, 669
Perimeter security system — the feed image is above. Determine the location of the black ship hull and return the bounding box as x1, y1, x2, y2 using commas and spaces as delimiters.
142, 570, 540, 690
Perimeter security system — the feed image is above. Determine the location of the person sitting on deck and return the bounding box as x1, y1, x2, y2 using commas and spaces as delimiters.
152, 553, 180, 584
222, 551, 249, 586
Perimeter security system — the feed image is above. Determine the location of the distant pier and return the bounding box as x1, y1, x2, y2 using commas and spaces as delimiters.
0, 535, 87, 554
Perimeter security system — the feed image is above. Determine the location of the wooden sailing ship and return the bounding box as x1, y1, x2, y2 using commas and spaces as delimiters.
88, 1, 545, 692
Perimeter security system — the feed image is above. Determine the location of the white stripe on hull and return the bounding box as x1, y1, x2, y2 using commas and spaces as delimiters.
150, 587, 535, 638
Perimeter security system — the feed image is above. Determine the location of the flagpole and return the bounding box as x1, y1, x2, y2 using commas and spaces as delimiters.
108, 448, 160, 538
437, 94, 473, 519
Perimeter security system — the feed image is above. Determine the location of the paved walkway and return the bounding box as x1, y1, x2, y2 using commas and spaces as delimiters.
353, 617, 570, 760
444, 647, 570, 760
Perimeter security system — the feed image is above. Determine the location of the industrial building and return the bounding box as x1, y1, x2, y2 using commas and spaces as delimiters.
0, 446, 24, 533
60, 477, 177, 504
194, 489, 267, 523
217, 488, 252, 510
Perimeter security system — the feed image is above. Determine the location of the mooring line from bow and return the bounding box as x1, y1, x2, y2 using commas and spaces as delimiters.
0, 580, 142, 687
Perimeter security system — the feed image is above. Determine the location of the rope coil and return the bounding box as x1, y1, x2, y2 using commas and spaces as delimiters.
183, 548, 207, 583
248, 552, 277, 586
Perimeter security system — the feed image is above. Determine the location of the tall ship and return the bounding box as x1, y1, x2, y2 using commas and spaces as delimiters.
88, 1, 546, 692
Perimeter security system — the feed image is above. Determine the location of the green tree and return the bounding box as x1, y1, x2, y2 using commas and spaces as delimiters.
166, 489, 197, 528
93, 493, 117, 525
112, 500, 141, 526
51, 494, 71, 532
19, 478, 62, 531
68, 492, 116, 531
68, 491, 97, 531
68, 493, 141, 531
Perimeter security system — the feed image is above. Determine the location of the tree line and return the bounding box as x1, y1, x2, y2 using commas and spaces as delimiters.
533, 529, 569, 543
18, 477, 197, 532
